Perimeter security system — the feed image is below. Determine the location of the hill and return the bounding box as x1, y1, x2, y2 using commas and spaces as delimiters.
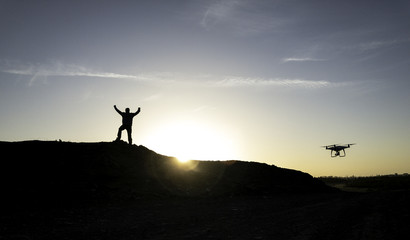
2, 141, 410, 240
0, 141, 332, 204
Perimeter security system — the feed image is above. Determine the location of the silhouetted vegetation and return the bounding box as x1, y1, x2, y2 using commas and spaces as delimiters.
319, 174, 410, 192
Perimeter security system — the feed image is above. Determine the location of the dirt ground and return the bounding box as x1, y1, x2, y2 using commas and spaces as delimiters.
1, 190, 409, 240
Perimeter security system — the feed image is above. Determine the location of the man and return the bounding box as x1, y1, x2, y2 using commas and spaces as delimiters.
114, 105, 141, 145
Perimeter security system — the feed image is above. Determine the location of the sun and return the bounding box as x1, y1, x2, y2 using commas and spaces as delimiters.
142, 120, 238, 162
176, 155, 190, 163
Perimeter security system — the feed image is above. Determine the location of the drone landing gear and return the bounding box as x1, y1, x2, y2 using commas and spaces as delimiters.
331, 149, 346, 157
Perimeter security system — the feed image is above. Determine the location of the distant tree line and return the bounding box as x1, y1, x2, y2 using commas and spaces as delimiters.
318, 174, 410, 191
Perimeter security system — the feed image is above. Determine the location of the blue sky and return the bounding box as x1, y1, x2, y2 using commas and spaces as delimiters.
1, 0, 410, 176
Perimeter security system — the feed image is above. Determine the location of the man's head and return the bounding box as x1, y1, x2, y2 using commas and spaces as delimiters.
125, 108, 130, 113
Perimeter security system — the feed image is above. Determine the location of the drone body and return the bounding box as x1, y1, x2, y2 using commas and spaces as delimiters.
323, 144, 355, 157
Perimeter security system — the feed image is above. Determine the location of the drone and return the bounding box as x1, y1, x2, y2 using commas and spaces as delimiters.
322, 144, 355, 157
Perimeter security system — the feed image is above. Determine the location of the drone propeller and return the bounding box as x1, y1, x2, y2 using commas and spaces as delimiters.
321, 144, 337, 148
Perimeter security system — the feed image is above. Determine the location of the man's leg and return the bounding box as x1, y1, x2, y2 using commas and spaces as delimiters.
126, 127, 132, 145
116, 125, 126, 141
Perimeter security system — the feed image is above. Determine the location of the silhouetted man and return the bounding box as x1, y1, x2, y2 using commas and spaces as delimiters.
114, 105, 141, 145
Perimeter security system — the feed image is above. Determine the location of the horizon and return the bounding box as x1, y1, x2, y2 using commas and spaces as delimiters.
2, 139, 408, 178
1, 0, 410, 177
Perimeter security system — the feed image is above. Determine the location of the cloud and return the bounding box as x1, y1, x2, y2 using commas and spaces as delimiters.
200, 0, 240, 29
2, 62, 139, 79
141, 93, 162, 102
358, 39, 410, 51
214, 76, 332, 88
338, 38, 410, 54
200, 0, 281, 35
0, 61, 172, 86
281, 57, 327, 63
192, 105, 216, 113
1, 61, 353, 90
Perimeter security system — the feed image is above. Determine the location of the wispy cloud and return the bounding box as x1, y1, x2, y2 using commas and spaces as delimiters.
200, 0, 282, 36
141, 93, 162, 102
201, 0, 239, 30
1, 61, 353, 90
0, 61, 172, 86
281, 57, 327, 63
338, 37, 410, 54
213, 76, 333, 88
358, 39, 410, 51
339, 38, 410, 63
2, 62, 140, 79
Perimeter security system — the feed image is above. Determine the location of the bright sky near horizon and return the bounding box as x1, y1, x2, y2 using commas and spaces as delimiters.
1, 0, 410, 177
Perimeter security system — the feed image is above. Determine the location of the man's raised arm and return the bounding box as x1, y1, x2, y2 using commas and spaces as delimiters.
134, 107, 141, 115
114, 105, 122, 114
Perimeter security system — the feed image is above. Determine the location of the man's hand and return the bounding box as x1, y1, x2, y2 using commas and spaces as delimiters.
135, 107, 141, 115
114, 105, 122, 114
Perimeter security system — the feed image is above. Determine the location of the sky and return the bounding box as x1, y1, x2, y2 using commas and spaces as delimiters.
1, 0, 410, 177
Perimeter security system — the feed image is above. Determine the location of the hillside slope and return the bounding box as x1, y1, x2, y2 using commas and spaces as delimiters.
0, 141, 332, 204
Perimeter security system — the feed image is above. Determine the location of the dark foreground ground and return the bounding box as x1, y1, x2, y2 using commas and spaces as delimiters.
1, 142, 409, 239
2, 190, 409, 240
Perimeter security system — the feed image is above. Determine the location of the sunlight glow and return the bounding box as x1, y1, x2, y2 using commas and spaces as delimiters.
143, 120, 238, 162
177, 157, 190, 163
